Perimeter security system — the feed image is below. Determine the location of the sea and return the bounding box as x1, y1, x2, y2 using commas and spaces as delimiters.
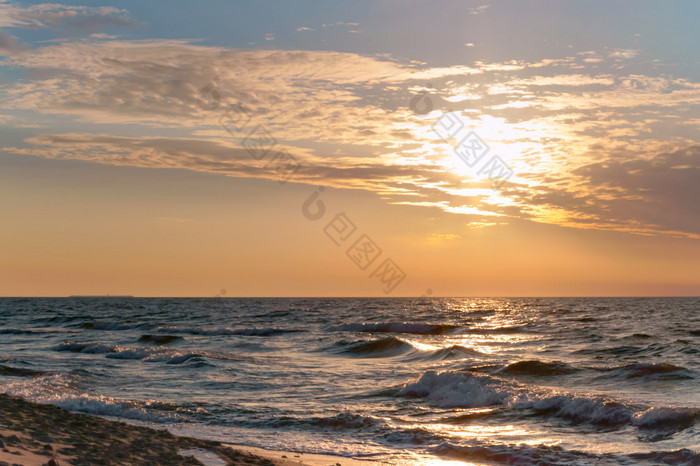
1, 297, 698, 465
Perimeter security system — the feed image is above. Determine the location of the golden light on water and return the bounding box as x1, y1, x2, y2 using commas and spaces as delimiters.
443, 334, 537, 356
421, 422, 544, 440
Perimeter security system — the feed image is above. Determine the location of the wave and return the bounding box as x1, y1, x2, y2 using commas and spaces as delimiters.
435, 441, 699, 466
54, 341, 238, 364
224, 327, 306, 336
335, 338, 486, 360
138, 334, 183, 345
1, 328, 44, 334
157, 326, 306, 336
339, 337, 414, 358
438, 409, 501, 425
629, 449, 700, 465
493, 360, 695, 381
262, 413, 449, 446
575, 342, 699, 359
574, 345, 647, 356
466, 364, 503, 375
55, 342, 113, 354
78, 322, 306, 337
0, 328, 78, 334
418, 345, 487, 361
498, 360, 580, 376
82, 322, 152, 331
468, 326, 525, 334
634, 407, 700, 441
269, 413, 385, 431
36, 395, 185, 422
381, 426, 449, 446
623, 333, 653, 339
334, 322, 460, 335
432, 441, 608, 466
0, 375, 207, 423
609, 363, 695, 381
0, 365, 46, 377
397, 370, 699, 436
398, 371, 511, 408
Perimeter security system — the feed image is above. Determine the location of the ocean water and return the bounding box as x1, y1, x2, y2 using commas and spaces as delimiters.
1, 297, 698, 465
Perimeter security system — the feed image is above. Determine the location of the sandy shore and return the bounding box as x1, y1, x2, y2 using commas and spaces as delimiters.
0, 394, 374, 466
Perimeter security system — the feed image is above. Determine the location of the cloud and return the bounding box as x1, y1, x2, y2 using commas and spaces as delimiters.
6, 132, 477, 200
0, 39, 492, 139
609, 48, 639, 59
566, 146, 700, 237
0, 2, 134, 32
13, 132, 699, 238
500, 145, 700, 239
1, 35, 698, 238
468, 5, 489, 15
322, 21, 360, 28
0, 27, 21, 52
0, 112, 17, 123
90, 32, 118, 40
507, 74, 615, 87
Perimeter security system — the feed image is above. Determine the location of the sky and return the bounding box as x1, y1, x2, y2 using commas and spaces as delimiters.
0, 0, 698, 297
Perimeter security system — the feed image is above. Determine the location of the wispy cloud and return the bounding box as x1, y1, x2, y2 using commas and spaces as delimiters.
0, 2, 134, 31
322, 21, 360, 28
468, 5, 489, 15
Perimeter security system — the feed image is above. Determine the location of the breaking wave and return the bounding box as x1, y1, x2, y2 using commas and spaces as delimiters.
397, 370, 699, 437
335, 338, 486, 360
54, 342, 239, 364
338, 337, 414, 357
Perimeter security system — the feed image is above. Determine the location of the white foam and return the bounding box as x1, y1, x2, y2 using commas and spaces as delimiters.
104, 347, 205, 364
0, 374, 183, 422
397, 370, 511, 408
397, 370, 664, 428
55, 341, 226, 364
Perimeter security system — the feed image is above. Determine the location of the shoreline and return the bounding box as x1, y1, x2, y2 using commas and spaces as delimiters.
0, 394, 374, 465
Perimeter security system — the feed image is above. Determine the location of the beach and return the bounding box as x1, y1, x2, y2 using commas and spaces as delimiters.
0, 393, 277, 465
0, 394, 372, 466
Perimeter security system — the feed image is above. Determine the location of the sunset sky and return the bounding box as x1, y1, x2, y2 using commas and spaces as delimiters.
1, 0, 698, 297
